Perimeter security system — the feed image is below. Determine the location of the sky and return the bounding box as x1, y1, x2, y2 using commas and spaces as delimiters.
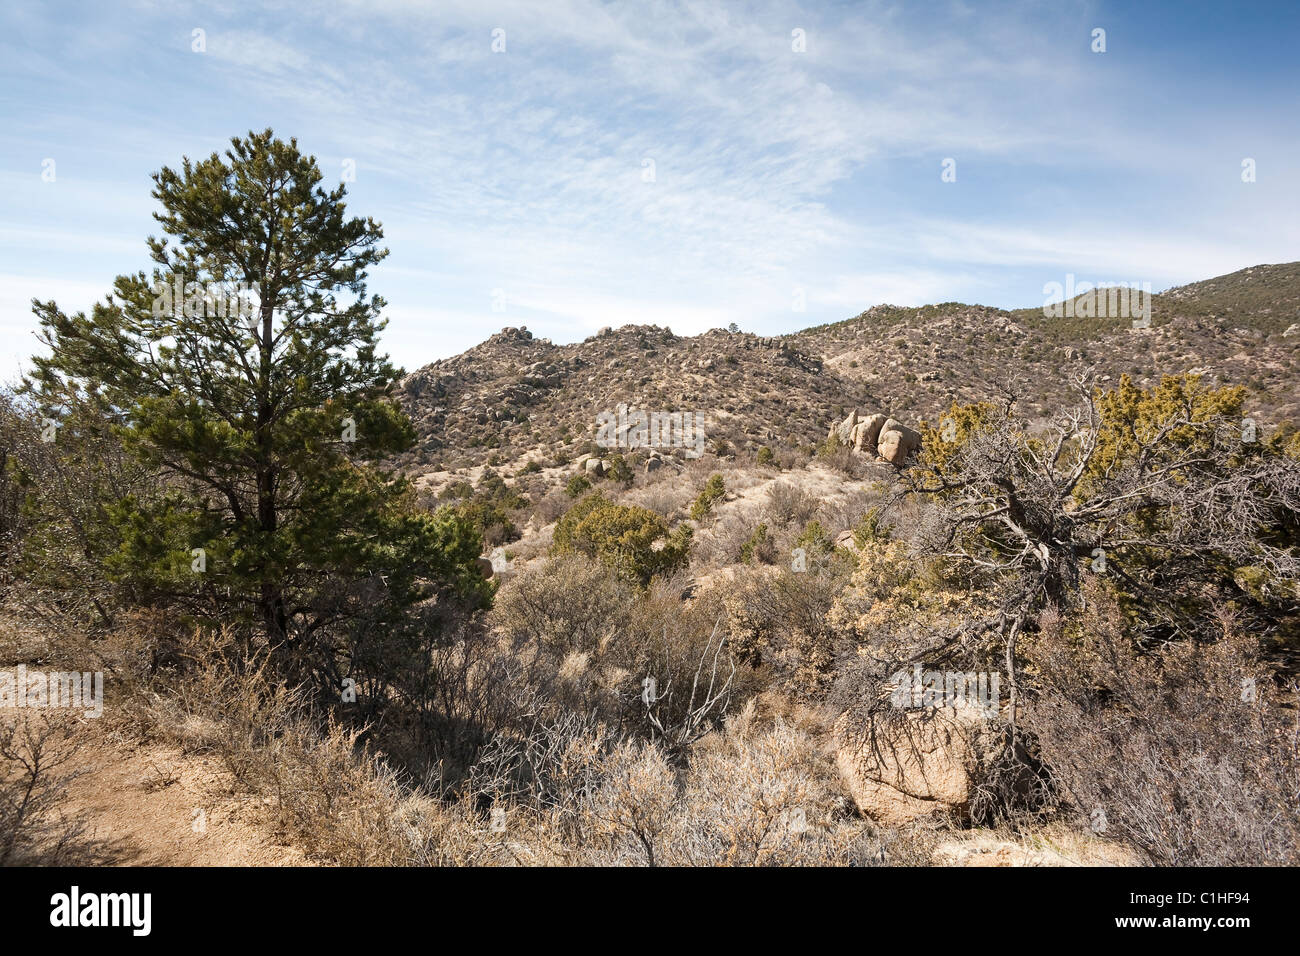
1, 0, 1298, 379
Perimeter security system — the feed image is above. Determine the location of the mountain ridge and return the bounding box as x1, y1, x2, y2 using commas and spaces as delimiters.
394, 261, 1300, 476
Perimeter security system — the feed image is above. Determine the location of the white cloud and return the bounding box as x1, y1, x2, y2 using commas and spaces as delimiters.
1, 0, 1297, 373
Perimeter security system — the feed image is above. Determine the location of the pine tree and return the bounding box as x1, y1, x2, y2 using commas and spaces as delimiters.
25, 130, 488, 667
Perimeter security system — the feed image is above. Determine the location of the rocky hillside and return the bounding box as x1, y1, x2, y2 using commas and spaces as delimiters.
795, 261, 1300, 428
394, 262, 1300, 475
395, 325, 874, 472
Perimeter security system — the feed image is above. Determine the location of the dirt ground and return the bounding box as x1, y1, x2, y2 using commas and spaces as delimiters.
33, 718, 307, 866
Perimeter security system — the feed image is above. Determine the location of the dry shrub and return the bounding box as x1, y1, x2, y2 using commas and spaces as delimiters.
1023, 584, 1300, 865
571, 701, 884, 866
142, 630, 431, 864
260, 714, 413, 865
764, 481, 820, 527
530, 486, 571, 526
488, 558, 762, 743
692, 510, 754, 568
625, 584, 767, 752
491, 554, 636, 657
816, 436, 863, 478
583, 740, 678, 865
151, 628, 546, 865
134, 626, 940, 867
431, 708, 885, 866
674, 701, 854, 865
818, 487, 882, 537
623, 477, 696, 520
486, 556, 641, 732
468, 711, 616, 814
385, 622, 535, 788
721, 564, 850, 694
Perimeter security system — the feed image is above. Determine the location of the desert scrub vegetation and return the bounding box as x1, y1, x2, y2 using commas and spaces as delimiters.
763, 480, 820, 528
551, 492, 692, 586
833, 371, 1300, 853
3, 126, 1297, 869
816, 431, 860, 477
489, 558, 763, 745
123, 593, 896, 866
565, 473, 592, 498
445, 469, 527, 546
455, 699, 900, 866
720, 553, 855, 691
689, 473, 726, 520
738, 523, 775, 565
1022, 583, 1300, 865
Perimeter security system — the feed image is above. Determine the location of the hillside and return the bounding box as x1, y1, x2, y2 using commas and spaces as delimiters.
395, 262, 1300, 477
395, 324, 870, 472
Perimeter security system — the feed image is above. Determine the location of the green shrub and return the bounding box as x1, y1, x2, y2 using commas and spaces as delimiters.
454, 498, 518, 547
852, 508, 887, 548
604, 453, 633, 485
439, 479, 474, 501
552, 493, 691, 585
566, 474, 592, 498
756, 446, 776, 467
448, 468, 527, 545
689, 474, 726, 521
739, 523, 774, 565
796, 519, 832, 557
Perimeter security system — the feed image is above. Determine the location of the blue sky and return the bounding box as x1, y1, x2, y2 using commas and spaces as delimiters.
2, 0, 1298, 379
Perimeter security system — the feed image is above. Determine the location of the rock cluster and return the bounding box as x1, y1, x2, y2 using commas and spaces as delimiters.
828, 409, 921, 464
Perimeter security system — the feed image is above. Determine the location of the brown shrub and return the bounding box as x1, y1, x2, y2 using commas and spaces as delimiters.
491, 554, 636, 658
764, 481, 820, 527
1022, 584, 1300, 865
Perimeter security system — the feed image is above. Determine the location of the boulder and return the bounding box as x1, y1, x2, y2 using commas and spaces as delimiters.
851, 413, 889, 453
644, 456, 663, 474
475, 557, 494, 580
584, 457, 605, 477
834, 708, 1002, 825
877, 419, 922, 464
824, 410, 922, 464
832, 409, 859, 443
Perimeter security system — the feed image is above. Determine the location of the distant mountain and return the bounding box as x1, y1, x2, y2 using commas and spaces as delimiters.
394, 262, 1300, 475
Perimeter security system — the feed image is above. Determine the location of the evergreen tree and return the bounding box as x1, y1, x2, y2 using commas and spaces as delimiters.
25, 130, 488, 669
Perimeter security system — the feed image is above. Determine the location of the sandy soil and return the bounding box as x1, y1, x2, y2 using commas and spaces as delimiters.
46, 720, 308, 866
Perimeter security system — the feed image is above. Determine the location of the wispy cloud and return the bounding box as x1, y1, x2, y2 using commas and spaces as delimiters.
1, 0, 1297, 375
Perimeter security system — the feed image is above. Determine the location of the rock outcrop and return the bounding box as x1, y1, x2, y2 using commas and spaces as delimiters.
829, 409, 859, 444
877, 418, 922, 464
852, 413, 889, 453
827, 409, 921, 465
